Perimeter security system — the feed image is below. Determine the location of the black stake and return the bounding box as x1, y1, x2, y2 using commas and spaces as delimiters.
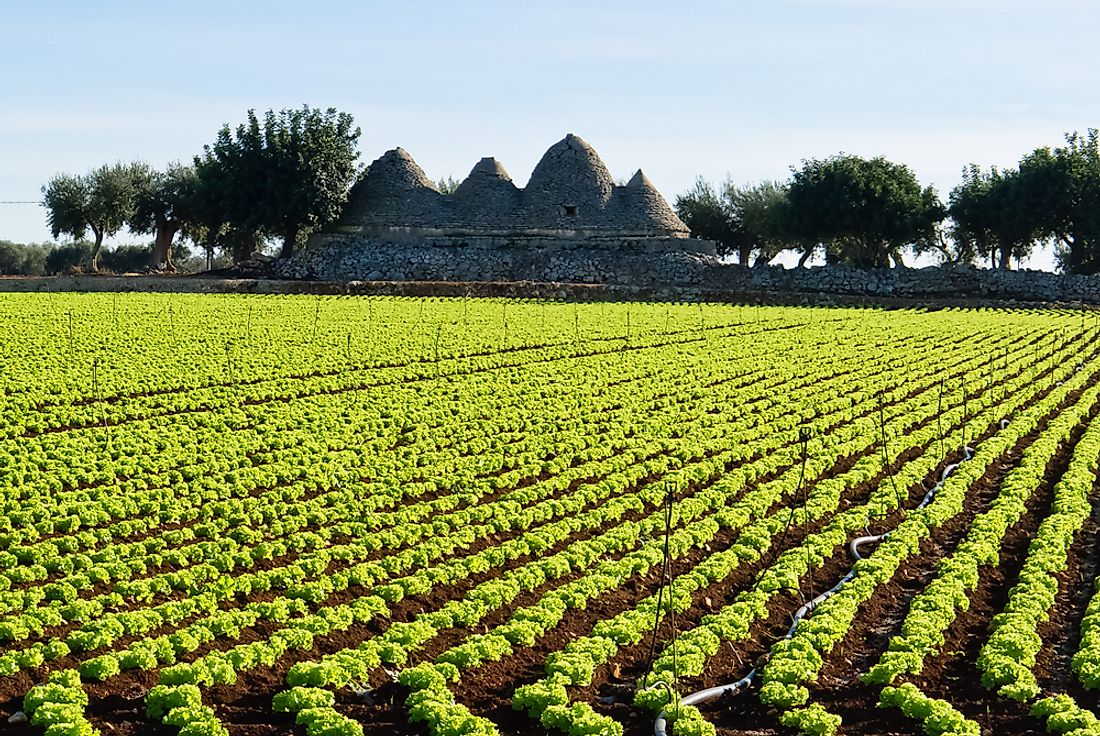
312, 297, 321, 342
641, 482, 678, 688
962, 378, 969, 451
879, 389, 904, 510
937, 379, 945, 461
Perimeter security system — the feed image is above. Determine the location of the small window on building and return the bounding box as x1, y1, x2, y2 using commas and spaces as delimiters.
561, 205, 578, 217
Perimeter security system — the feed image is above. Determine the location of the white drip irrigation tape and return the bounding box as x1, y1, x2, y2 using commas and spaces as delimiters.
651, 440, 981, 736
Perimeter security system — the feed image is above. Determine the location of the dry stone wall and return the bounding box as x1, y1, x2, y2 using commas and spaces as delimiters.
278, 239, 1100, 303
281, 234, 712, 286
702, 263, 1100, 302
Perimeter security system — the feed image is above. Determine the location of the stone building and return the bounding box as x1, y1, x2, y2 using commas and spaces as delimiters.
324, 134, 711, 252
285, 134, 716, 284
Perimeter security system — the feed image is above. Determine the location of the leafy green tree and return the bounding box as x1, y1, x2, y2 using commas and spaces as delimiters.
783, 154, 943, 268
675, 178, 741, 259
102, 244, 154, 273
41, 163, 144, 272
130, 163, 200, 271
195, 106, 361, 259
1019, 130, 1100, 274
675, 177, 789, 266
0, 240, 52, 276
948, 165, 1041, 269
912, 221, 967, 266
44, 243, 92, 275
725, 180, 789, 267
188, 152, 234, 268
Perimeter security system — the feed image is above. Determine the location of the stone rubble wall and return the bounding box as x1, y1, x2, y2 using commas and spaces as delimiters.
703, 262, 1100, 303
278, 236, 1100, 304
282, 234, 714, 286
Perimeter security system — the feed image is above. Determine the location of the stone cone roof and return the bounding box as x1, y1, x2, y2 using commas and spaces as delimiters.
452, 157, 521, 224
335, 134, 693, 240
468, 156, 513, 181
342, 148, 444, 227
524, 133, 615, 226
626, 169, 655, 189
365, 147, 438, 191
613, 169, 690, 234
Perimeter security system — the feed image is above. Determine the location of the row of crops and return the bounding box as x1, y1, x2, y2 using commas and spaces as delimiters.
1, 293, 1099, 736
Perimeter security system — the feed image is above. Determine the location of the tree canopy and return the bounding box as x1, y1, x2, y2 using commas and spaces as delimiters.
194, 106, 361, 259
948, 165, 1042, 269
1019, 130, 1100, 274
41, 162, 145, 272
783, 154, 943, 268
674, 178, 789, 267
726, 180, 789, 267
674, 178, 740, 259
130, 163, 200, 270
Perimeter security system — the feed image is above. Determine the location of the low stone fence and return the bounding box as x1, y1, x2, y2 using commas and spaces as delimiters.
280, 236, 1100, 304
702, 263, 1100, 303
280, 234, 711, 287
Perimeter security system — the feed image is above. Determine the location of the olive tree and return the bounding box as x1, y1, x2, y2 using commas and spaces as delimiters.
130, 163, 200, 271
675, 178, 741, 259
948, 165, 1041, 269
783, 154, 943, 268
675, 177, 789, 267
42, 162, 144, 272
1020, 130, 1100, 273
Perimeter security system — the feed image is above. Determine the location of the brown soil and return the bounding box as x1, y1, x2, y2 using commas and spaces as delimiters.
3, 323, 1095, 735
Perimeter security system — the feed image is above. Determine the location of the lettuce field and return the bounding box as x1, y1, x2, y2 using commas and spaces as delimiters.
3, 293, 1100, 736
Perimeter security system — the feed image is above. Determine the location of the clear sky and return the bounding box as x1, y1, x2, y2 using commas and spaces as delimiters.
3, 0, 1098, 269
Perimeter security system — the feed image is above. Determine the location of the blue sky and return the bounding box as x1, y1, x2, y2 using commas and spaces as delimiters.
2, 0, 1098, 269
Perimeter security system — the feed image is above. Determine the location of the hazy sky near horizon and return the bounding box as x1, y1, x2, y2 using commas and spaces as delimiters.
3, 0, 1098, 269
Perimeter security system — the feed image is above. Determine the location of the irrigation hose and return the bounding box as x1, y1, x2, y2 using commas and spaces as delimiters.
650, 437, 982, 736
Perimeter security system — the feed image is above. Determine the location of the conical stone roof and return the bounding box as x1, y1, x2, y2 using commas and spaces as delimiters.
334, 135, 696, 243
452, 157, 522, 225
611, 169, 690, 235
626, 169, 655, 189
341, 148, 444, 227
368, 148, 437, 190
523, 133, 615, 227
467, 156, 513, 181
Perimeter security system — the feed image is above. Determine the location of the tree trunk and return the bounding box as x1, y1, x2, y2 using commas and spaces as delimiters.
798, 246, 813, 268
998, 242, 1012, 270
1062, 234, 1083, 273
148, 216, 180, 271
738, 242, 752, 269
280, 224, 299, 260
89, 228, 104, 273
201, 233, 216, 272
